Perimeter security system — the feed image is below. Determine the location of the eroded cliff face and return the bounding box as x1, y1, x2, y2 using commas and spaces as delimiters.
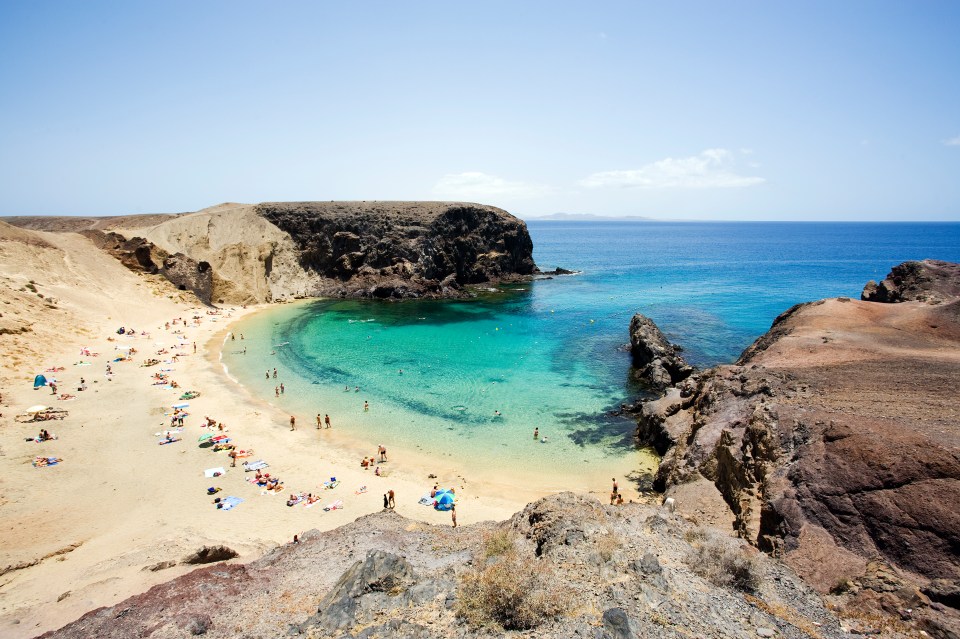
633, 261, 960, 633
257, 201, 536, 299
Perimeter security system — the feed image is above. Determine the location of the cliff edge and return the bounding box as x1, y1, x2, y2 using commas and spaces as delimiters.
634, 261, 960, 636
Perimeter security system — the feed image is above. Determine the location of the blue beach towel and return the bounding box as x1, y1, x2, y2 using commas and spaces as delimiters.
220, 496, 243, 511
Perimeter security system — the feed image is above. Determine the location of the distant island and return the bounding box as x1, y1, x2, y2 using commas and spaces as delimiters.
526, 212, 654, 221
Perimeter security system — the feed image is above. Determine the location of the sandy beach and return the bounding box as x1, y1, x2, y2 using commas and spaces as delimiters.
0, 226, 636, 637
0, 228, 519, 637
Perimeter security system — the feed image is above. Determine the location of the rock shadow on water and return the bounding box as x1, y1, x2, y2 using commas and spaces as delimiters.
557, 409, 638, 451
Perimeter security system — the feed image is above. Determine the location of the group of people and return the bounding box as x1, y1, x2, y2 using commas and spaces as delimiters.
609, 477, 625, 505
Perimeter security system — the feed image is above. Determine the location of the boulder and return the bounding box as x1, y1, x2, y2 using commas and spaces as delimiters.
181, 545, 238, 565
629, 313, 694, 391
861, 260, 960, 304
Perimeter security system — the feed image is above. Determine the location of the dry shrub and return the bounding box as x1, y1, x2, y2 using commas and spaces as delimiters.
457, 539, 571, 630
685, 528, 761, 593
481, 529, 514, 559
596, 532, 621, 563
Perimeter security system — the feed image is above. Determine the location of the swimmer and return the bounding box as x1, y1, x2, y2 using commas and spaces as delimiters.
364, 401, 369, 411
533, 427, 539, 440
494, 410, 501, 417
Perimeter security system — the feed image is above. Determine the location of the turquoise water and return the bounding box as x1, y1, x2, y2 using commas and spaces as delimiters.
222, 222, 960, 485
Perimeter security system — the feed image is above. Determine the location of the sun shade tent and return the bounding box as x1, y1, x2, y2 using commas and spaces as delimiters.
34, 374, 47, 388
433, 490, 455, 511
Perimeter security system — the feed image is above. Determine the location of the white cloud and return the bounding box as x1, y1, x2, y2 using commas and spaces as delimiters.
579, 149, 765, 190
432, 172, 552, 200
943, 135, 960, 146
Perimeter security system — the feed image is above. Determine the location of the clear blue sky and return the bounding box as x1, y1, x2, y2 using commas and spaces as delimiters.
1, 1, 958, 220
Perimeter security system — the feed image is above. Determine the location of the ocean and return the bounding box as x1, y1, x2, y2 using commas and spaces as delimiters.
220, 221, 960, 490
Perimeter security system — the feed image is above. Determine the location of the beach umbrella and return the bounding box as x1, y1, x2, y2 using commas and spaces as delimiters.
198, 433, 213, 442
26, 404, 49, 414
434, 491, 455, 511
172, 402, 189, 409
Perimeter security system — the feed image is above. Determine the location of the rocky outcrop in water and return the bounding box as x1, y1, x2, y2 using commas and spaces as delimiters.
37, 494, 850, 639
629, 313, 694, 391
633, 261, 960, 637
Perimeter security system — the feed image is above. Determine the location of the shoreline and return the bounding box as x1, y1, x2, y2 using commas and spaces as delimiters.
0, 291, 651, 637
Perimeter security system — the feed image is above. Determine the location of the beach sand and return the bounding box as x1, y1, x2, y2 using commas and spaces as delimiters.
0, 226, 643, 637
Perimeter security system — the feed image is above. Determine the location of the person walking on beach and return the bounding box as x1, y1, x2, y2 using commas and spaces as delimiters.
383, 493, 389, 509
316, 414, 322, 429
324, 414, 331, 428
378, 444, 387, 462
451, 505, 457, 528
290, 415, 296, 431
387, 489, 395, 509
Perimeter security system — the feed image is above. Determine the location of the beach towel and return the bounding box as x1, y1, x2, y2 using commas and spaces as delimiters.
418, 494, 433, 506
204, 467, 226, 478
159, 437, 181, 445
33, 456, 61, 467
234, 449, 254, 458
323, 479, 340, 490
219, 496, 243, 511
355, 486, 368, 494
322, 499, 343, 511
243, 460, 268, 471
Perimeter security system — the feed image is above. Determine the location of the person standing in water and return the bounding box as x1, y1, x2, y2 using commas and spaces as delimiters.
533, 427, 539, 440
325, 414, 331, 428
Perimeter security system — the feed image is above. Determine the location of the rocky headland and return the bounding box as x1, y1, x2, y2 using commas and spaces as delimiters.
3, 201, 536, 305
633, 260, 960, 637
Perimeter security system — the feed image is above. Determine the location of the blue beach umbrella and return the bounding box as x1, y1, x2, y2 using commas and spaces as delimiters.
434, 490, 455, 511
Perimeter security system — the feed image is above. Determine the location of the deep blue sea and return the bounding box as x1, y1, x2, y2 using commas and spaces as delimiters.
222, 222, 960, 489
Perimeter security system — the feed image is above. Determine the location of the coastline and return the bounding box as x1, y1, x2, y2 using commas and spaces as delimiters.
0, 291, 648, 637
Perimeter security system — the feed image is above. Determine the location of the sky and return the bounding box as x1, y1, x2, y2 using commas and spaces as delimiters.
1, 1, 958, 220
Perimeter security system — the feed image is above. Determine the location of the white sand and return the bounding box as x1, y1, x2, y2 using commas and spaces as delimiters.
0, 226, 637, 636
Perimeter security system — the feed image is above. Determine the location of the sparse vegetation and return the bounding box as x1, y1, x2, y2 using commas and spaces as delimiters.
457, 533, 571, 630
481, 529, 514, 559
596, 532, 620, 563
684, 527, 761, 593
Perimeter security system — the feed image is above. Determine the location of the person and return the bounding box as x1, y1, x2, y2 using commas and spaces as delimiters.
266, 371, 270, 380
50, 382, 57, 395
324, 414, 331, 428
289, 415, 296, 431
430, 484, 438, 498
231, 333, 235, 341
383, 493, 389, 509
494, 410, 501, 417
616, 493, 624, 505
229, 450, 237, 467
610, 490, 618, 505
243, 347, 247, 355
374, 466, 381, 477
364, 401, 369, 412
388, 489, 395, 509
275, 386, 279, 397
292, 534, 299, 544
193, 342, 196, 354
533, 427, 539, 440
355, 386, 360, 393
316, 414, 322, 429
612, 478, 619, 495
378, 444, 387, 462
240, 333, 244, 340
273, 368, 277, 378
79, 377, 86, 391
451, 505, 458, 528
280, 383, 285, 394
361, 458, 370, 469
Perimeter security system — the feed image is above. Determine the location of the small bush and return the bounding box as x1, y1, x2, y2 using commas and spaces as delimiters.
457, 537, 571, 630
481, 529, 514, 559
685, 528, 761, 593
596, 533, 621, 563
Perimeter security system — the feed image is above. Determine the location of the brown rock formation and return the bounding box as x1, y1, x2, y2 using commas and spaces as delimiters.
628, 313, 694, 391
862, 259, 960, 304
636, 262, 960, 598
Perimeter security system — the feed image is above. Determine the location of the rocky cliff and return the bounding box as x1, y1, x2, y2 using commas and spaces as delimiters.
4, 201, 537, 305
633, 261, 960, 636
38, 494, 849, 639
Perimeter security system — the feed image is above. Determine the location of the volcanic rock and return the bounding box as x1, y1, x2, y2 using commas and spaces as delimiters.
629, 313, 694, 391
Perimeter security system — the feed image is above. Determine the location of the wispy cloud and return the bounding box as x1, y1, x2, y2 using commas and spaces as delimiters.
943, 135, 960, 147
432, 172, 552, 200
579, 149, 765, 189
